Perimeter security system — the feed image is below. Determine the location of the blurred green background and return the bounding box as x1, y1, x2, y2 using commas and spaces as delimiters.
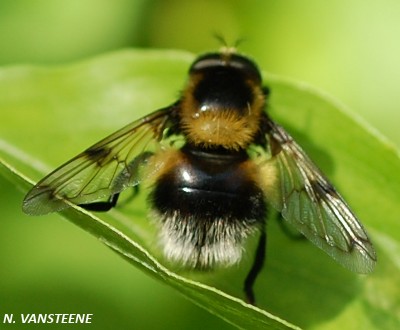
1, 1, 399, 329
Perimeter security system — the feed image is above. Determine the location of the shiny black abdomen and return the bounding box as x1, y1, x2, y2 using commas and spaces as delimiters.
150, 146, 267, 224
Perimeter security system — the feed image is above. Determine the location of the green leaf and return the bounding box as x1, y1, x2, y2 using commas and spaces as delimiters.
1, 49, 399, 329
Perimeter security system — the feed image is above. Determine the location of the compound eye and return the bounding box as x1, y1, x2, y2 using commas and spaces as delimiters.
189, 53, 262, 83
189, 53, 223, 73
229, 54, 262, 83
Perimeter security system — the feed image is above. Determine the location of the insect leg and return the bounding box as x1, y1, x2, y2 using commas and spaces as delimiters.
79, 193, 120, 212
116, 185, 140, 207
243, 226, 266, 305
78, 150, 152, 212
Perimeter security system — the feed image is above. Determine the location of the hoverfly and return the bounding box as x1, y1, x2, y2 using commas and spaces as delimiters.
23, 48, 376, 304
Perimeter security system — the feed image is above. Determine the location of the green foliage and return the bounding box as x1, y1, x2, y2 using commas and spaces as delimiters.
1, 50, 399, 329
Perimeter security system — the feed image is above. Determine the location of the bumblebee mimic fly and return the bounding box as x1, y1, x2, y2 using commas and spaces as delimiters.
23, 48, 377, 304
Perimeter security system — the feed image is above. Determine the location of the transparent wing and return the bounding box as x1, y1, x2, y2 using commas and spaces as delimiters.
262, 119, 376, 273
23, 107, 172, 215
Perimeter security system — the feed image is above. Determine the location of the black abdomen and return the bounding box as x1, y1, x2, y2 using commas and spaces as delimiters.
149, 147, 267, 268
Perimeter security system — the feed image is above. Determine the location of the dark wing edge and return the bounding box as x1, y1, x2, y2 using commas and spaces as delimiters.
259, 118, 377, 273
22, 107, 172, 215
